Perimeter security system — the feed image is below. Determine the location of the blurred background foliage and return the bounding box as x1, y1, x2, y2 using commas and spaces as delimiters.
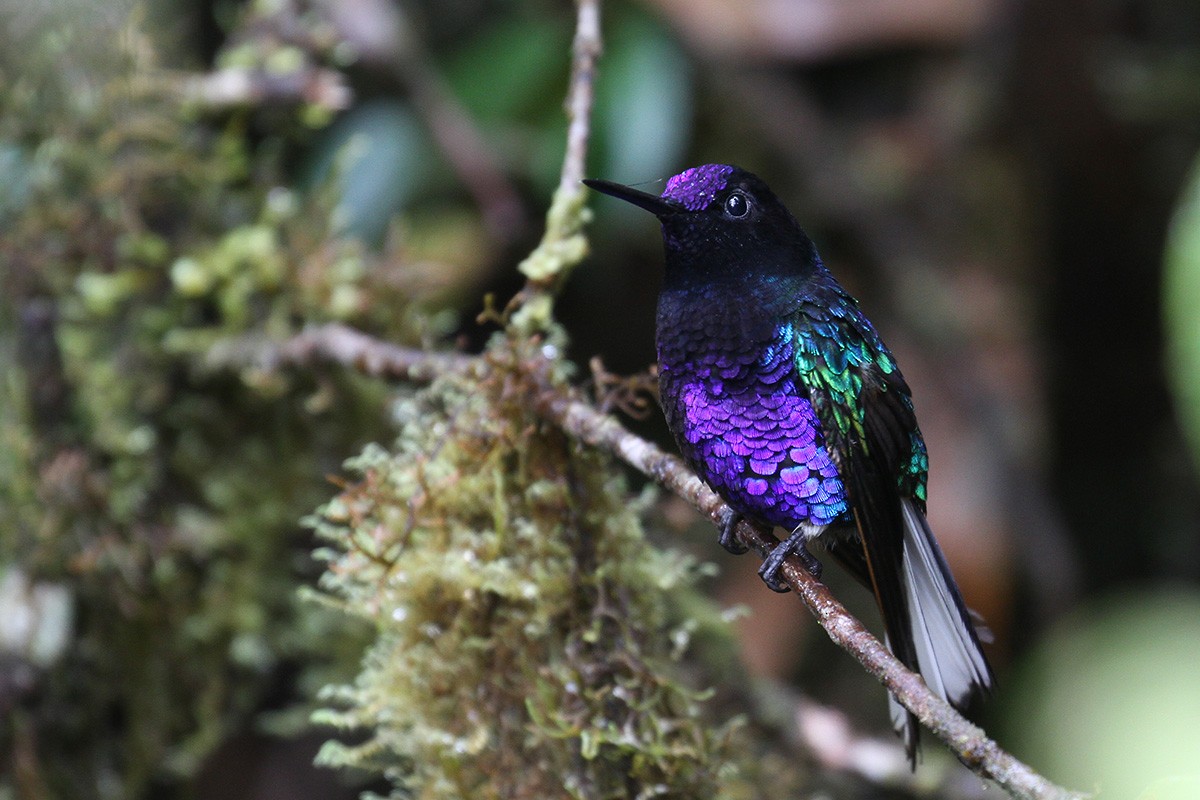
1, 0, 1200, 798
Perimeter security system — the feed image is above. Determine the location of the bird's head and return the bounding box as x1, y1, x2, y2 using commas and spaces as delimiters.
584, 164, 820, 287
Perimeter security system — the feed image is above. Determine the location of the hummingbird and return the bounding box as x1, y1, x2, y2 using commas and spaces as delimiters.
583, 164, 993, 761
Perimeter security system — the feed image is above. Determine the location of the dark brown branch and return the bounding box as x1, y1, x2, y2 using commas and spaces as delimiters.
391, 54, 525, 243
369, 3, 524, 242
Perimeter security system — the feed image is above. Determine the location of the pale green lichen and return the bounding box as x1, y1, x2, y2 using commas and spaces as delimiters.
518, 183, 593, 283
512, 184, 593, 334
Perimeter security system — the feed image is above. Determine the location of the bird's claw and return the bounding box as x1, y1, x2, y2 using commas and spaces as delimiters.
757, 559, 792, 593
757, 528, 822, 593
717, 508, 748, 554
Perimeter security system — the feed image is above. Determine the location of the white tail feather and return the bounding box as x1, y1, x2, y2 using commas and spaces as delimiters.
890, 499, 992, 741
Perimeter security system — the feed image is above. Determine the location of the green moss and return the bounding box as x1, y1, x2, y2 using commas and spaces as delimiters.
0, 14, 412, 799
311, 334, 801, 799
512, 184, 594, 334
3, 9, 812, 800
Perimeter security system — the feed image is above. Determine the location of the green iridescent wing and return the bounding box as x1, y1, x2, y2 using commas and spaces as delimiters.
790, 289, 926, 503
790, 285, 929, 757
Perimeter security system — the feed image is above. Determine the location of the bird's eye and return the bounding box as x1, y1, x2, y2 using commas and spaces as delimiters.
724, 192, 750, 219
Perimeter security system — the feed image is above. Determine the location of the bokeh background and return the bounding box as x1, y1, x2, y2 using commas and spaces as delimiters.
2, 0, 1200, 798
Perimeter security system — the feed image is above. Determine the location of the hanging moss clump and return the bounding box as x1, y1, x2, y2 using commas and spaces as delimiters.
0, 12, 395, 797
311, 331, 780, 799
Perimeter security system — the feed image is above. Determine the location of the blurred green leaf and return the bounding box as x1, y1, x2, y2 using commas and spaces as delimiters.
594, 11, 692, 186
301, 99, 431, 246
443, 12, 572, 195
439, 8, 691, 198
1002, 589, 1200, 798
443, 14, 571, 123
1164, 150, 1200, 475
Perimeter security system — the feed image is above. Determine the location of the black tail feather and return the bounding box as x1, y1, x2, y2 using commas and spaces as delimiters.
840, 457, 992, 764
844, 460, 923, 763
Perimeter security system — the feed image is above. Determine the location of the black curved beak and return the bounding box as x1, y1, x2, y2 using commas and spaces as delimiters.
582, 178, 682, 218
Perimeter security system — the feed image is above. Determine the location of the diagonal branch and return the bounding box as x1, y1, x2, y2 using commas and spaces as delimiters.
508, 0, 602, 332
204, 4, 1080, 797
217, 323, 1085, 800
532, 378, 1085, 800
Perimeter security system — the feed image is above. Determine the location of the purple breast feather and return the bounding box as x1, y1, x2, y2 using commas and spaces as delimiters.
678, 381, 848, 529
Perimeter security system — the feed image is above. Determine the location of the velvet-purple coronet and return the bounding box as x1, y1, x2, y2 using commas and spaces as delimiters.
661, 164, 734, 211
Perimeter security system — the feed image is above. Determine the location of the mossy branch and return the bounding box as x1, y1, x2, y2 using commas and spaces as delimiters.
205, 322, 476, 383
205, 1, 1081, 798
218, 322, 1085, 800
508, 0, 602, 335
532, 377, 1088, 800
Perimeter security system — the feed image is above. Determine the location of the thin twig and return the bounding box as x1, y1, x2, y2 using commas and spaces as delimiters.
509, 0, 602, 328
204, 323, 475, 382
558, 0, 602, 196
392, 53, 525, 242
792, 697, 910, 778
789, 696, 992, 797
362, 1, 525, 242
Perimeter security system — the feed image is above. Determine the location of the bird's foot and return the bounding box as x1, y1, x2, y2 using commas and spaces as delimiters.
758, 528, 823, 593
717, 508, 748, 554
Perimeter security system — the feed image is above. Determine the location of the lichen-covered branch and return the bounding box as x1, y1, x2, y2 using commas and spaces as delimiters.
229, 323, 1085, 800
205, 322, 476, 382
509, 0, 602, 333
533, 378, 1087, 800
198, 2, 1080, 798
